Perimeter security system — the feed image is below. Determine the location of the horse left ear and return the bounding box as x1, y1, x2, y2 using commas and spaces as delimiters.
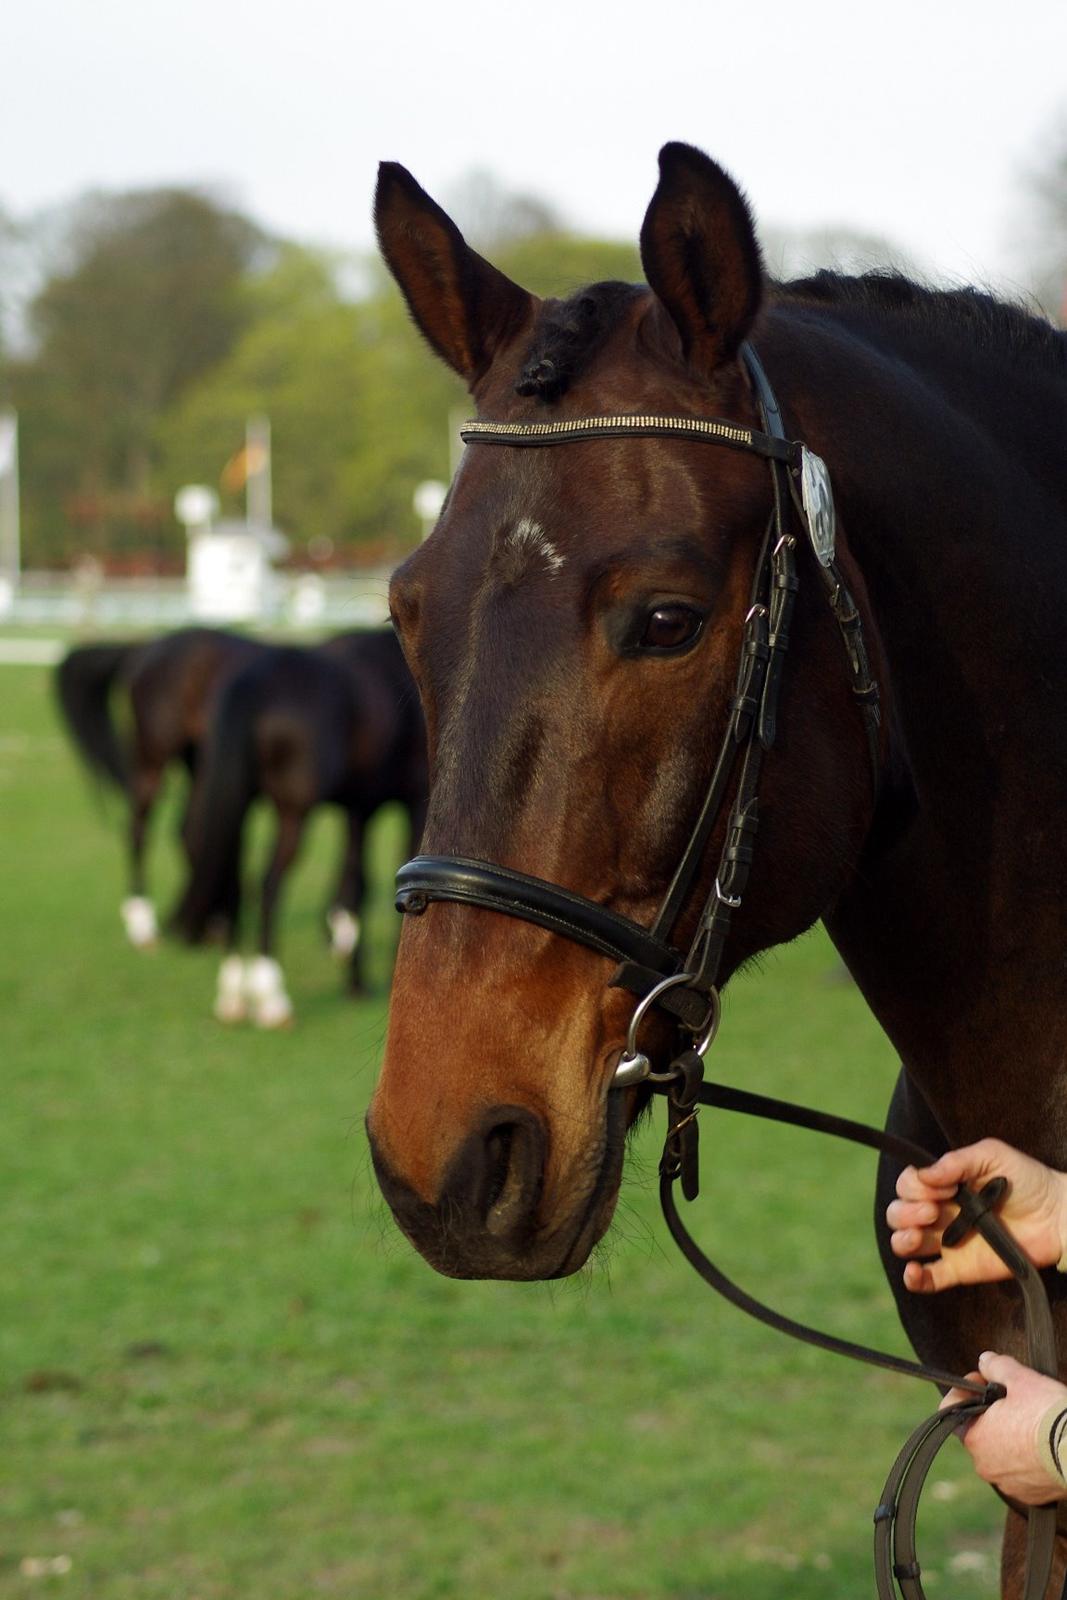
639, 143, 763, 375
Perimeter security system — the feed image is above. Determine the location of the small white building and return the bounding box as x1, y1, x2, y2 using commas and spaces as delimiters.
176, 486, 289, 623
186, 520, 289, 622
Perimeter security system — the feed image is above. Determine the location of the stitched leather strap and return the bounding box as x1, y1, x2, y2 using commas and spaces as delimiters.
396, 855, 682, 975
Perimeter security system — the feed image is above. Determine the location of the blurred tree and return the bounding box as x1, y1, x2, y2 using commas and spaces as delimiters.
156, 234, 645, 560
760, 223, 918, 283
8, 187, 266, 562
444, 168, 563, 252
156, 245, 462, 559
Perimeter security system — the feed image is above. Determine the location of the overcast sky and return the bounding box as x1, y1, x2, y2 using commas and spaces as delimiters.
5, 0, 1066, 296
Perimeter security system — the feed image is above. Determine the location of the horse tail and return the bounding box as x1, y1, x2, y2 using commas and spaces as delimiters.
171, 668, 261, 944
54, 641, 134, 791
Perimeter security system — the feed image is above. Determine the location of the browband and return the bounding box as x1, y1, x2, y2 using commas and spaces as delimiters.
460, 414, 797, 463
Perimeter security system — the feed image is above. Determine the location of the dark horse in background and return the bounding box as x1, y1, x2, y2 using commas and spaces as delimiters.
365, 144, 1067, 1595
56, 628, 261, 946
173, 628, 426, 1026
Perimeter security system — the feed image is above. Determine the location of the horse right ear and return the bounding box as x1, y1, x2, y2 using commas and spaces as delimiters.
375, 163, 536, 387
639, 143, 763, 376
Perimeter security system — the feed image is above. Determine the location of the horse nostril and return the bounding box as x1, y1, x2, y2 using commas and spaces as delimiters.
483, 1123, 515, 1215
480, 1112, 545, 1239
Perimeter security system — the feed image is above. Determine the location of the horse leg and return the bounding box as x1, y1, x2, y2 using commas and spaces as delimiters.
212, 799, 249, 1024
1000, 1504, 1067, 1598
121, 763, 162, 948
327, 811, 366, 993
214, 944, 248, 1024
246, 808, 303, 1028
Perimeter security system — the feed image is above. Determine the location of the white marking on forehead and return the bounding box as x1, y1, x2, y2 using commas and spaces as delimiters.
504, 517, 564, 576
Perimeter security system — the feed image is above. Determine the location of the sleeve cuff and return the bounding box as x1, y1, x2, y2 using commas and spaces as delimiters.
1037, 1402, 1067, 1487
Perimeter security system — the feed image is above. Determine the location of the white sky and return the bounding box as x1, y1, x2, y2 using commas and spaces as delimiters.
5, 0, 1066, 295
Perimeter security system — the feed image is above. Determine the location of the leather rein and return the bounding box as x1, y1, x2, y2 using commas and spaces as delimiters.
395, 344, 1064, 1599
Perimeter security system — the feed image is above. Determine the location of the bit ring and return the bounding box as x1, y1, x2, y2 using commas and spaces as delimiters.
623, 972, 721, 1083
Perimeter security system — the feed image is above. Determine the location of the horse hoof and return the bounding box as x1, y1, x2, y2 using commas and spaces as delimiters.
245, 956, 294, 1029
122, 896, 159, 949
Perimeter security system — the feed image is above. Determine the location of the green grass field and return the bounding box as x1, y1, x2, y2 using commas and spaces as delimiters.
1, 660, 1003, 1599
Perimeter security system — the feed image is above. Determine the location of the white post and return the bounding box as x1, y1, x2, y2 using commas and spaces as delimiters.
0, 409, 20, 607
246, 414, 272, 529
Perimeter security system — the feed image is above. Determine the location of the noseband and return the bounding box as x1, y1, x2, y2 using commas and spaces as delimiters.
394, 344, 1063, 1599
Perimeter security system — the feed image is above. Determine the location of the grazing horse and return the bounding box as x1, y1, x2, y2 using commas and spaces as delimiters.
56, 628, 262, 945
173, 629, 426, 1025
365, 143, 1067, 1596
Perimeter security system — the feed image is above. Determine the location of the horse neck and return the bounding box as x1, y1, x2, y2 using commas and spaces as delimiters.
770, 308, 1067, 1153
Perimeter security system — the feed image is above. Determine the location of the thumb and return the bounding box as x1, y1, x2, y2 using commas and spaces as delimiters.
978, 1350, 1026, 1385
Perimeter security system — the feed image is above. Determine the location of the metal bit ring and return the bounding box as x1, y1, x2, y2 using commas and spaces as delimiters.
612, 973, 721, 1087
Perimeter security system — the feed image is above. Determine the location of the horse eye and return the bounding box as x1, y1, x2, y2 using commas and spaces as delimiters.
639, 605, 703, 651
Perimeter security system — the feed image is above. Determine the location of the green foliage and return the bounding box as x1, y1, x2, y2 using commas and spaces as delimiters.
157, 247, 464, 558
3, 182, 652, 567
496, 233, 642, 298
2, 657, 1004, 1600
7, 189, 265, 562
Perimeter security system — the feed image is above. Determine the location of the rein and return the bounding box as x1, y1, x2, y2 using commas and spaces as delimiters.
395, 345, 1064, 1598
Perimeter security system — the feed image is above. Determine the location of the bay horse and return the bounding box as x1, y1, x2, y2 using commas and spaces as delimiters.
56, 627, 398, 964
366, 142, 1067, 1595
56, 628, 262, 946
173, 628, 426, 1025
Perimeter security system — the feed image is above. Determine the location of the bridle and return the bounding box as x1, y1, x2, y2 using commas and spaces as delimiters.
394, 344, 1064, 1599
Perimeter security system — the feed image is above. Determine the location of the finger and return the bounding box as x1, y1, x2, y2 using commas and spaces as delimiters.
896, 1164, 959, 1202
977, 1351, 1026, 1385
917, 1142, 1008, 1191
886, 1197, 943, 1232
902, 1253, 1011, 1292
892, 1226, 949, 1260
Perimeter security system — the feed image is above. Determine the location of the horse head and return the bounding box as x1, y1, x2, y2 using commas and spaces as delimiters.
367, 144, 881, 1280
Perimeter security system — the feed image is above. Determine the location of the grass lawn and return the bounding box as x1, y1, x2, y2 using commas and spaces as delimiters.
1, 660, 1004, 1599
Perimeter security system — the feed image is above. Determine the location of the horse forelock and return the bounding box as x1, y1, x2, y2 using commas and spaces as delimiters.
514, 282, 647, 401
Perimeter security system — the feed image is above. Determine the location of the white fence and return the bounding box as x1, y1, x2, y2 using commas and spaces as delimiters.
1, 570, 393, 634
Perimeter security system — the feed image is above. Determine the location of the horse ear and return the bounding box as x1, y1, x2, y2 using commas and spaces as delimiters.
375, 162, 536, 386
639, 143, 763, 375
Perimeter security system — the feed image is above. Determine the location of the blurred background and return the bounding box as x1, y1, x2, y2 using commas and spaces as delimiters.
3, 2, 1066, 1597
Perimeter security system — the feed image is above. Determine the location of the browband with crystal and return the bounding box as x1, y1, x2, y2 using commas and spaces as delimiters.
460, 414, 797, 464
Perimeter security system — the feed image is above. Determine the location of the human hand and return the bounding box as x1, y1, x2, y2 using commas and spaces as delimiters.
941, 1352, 1067, 1505
887, 1139, 1067, 1292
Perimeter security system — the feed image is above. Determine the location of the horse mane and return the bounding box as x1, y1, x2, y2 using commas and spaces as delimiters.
515, 269, 1066, 402
515, 282, 644, 400
778, 268, 1067, 375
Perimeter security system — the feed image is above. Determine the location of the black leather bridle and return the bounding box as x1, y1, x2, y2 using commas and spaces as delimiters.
394, 345, 1063, 1599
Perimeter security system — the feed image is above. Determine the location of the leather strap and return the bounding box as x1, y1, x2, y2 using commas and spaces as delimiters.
395, 854, 681, 975
651, 1067, 1064, 1600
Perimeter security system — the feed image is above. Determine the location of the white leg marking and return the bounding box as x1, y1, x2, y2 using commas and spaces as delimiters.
214, 954, 248, 1023
327, 907, 361, 958
246, 955, 294, 1029
121, 896, 159, 948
